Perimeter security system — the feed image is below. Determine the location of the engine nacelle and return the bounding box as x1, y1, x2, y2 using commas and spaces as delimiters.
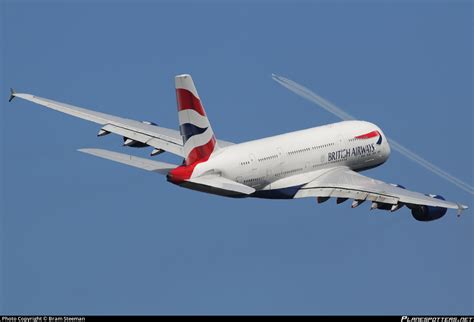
409, 195, 447, 221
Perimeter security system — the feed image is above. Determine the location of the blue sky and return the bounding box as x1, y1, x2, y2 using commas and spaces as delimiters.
1, 0, 472, 315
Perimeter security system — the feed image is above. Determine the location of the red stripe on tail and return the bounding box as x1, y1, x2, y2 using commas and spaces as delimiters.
167, 161, 203, 184
185, 136, 216, 165
176, 88, 206, 116
167, 137, 216, 184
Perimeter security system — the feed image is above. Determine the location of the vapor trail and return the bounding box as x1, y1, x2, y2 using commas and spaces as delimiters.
272, 74, 474, 196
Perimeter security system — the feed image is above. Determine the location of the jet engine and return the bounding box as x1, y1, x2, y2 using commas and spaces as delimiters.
408, 195, 447, 221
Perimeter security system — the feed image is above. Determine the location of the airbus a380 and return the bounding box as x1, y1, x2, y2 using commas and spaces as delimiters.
9, 74, 468, 221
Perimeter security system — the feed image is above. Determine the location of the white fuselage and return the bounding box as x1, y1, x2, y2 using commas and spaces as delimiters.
192, 120, 391, 195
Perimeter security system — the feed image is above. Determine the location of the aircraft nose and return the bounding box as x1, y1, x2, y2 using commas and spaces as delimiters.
378, 129, 391, 161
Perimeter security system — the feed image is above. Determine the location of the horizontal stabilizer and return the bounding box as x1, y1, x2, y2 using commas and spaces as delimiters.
78, 148, 177, 175
187, 175, 256, 195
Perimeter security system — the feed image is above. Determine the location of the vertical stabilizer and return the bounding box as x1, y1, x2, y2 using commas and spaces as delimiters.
175, 74, 218, 166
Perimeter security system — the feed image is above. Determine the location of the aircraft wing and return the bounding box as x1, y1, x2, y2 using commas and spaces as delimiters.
78, 148, 177, 174
10, 92, 234, 157
294, 167, 468, 212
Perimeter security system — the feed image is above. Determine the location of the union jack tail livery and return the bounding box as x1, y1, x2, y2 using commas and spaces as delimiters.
175, 74, 218, 166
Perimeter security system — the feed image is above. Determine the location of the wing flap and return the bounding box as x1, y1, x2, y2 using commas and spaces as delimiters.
101, 124, 184, 156
78, 148, 177, 175
297, 187, 399, 204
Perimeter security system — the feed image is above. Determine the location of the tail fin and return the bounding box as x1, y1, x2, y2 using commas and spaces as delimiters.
175, 74, 218, 165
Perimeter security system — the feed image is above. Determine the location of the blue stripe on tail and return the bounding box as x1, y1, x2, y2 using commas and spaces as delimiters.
179, 123, 208, 142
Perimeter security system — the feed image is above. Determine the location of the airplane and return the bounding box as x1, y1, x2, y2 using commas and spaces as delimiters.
8, 74, 468, 221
